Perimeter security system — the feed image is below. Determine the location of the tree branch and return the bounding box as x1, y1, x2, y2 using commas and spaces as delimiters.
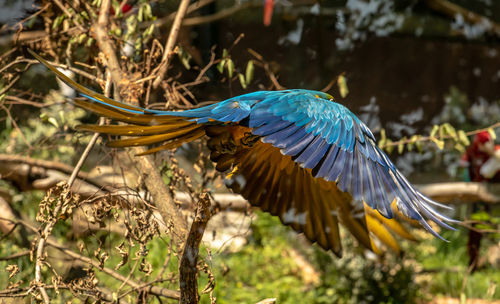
179, 192, 212, 304
182, 1, 255, 27
149, 0, 216, 29
152, 0, 190, 88
91, 0, 126, 98
6, 216, 181, 301
90, 0, 189, 246
425, 0, 500, 36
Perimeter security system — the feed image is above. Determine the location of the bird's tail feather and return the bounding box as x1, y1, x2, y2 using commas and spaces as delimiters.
28, 49, 206, 153
28, 49, 154, 115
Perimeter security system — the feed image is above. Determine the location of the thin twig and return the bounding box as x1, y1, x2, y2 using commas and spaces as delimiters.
48, 241, 180, 300
382, 121, 500, 148
182, 1, 255, 27
85, 0, 189, 247
0, 58, 100, 82
52, 0, 86, 32
0, 250, 30, 261
149, 0, 215, 29
3, 95, 64, 108
425, 0, 500, 36
66, 70, 111, 187
0, 154, 113, 192
0, 75, 20, 95
0, 216, 179, 301
0, 104, 32, 150
152, 0, 190, 88
0, 285, 119, 302
34, 68, 111, 304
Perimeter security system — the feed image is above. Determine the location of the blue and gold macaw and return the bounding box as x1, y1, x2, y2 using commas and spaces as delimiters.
30, 50, 457, 256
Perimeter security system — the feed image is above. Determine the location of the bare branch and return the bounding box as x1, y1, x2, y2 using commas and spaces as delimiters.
425, 0, 500, 36
150, 0, 216, 29
152, 0, 191, 88
182, 1, 255, 27
87, 0, 189, 245
92, 0, 126, 97
3, 213, 181, 301
382, 121, 500, 149
179, 192, 212, 304
47, 241, 180, 300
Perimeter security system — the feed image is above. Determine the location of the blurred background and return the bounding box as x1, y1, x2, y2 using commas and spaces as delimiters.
0, 0, 499, 303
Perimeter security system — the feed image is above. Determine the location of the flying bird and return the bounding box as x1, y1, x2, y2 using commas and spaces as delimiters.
29, 50, 457, 257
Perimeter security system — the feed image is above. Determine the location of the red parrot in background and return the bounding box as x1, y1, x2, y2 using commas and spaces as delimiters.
462, 131, 500, 183
461, 131, 498, 270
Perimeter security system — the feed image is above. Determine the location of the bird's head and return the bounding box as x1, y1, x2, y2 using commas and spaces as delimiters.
312, 91, 334, 101
473, 131, 495, 156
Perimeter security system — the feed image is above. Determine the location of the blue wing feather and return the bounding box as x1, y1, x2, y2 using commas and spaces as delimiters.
225, 89, 456, 237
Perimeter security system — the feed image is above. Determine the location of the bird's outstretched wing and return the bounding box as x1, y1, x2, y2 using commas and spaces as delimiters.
30, 50, 456, 256
241, 91, 458, 238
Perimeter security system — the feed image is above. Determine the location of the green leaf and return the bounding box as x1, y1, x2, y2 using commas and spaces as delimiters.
470, 211, 491, 221
442, 123, 457, 140
406, 142, 413, 152
245, 60, 254, 85
430, 137, 444, 150
398, 137, 406, 154
378, 129, 387, 148
48, 117, 59, 128
454, 143, 465, 153
439, 124, 445, 140
408, 135, 420, 152
488, 128, 496, 140
142, 24, 155, 39
80, 11, 89, 20
177, 46, 192, 70
458, 130, 470, 146
138, 5, 144, 22
112, 2, 121, 17
77, 33, 87, 44
144, 4, 152, 19
52, 15, 65, 30
125, 15, 137, 38
39, 112, 48, 121
430, 125, 439, 138
58, 110, 66, 124
385, 139, 394, 153
238, 73, 247, 89
337, 75, 349, 98
227, 59, 234, 78
86, 37, 94, 47
222, 48, 228, 58
415, 140, 423, 152
217, 59, 226, 74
